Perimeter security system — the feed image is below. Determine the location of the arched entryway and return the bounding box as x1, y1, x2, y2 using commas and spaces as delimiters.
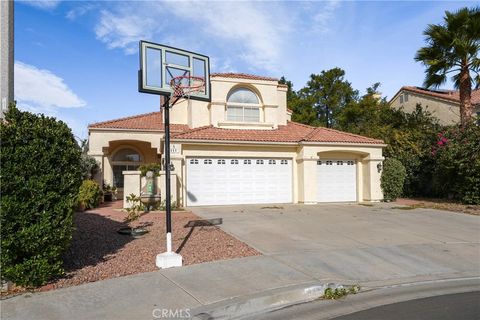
111, 147, 143, 189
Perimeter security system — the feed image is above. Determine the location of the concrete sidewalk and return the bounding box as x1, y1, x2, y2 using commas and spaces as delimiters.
1, 255, 315, 320
2, 203, 479, 320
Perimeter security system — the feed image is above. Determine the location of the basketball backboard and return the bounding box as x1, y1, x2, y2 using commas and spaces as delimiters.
138, 41, 211, 102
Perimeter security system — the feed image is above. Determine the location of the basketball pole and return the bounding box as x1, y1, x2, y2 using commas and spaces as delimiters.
154, 95, 182, 269
163, 96, 173, 253
163, 93, 181, 252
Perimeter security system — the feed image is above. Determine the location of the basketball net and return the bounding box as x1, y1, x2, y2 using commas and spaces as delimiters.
169, 76, 205, 107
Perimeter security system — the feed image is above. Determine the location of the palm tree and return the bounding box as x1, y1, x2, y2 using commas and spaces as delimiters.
415, 7, 480, 126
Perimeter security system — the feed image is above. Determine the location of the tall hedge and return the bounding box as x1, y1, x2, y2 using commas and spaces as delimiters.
381, 158, 407, 201
0, 105, 83, 286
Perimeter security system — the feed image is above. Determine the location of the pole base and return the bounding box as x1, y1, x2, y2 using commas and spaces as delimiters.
156, 252, 183, 269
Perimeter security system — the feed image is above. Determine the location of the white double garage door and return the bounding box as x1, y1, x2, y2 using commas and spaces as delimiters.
186, 157, 357, 206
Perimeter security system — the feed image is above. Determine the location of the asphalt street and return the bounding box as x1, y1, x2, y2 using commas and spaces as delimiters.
256, 291, 480, 320
332, 291, 480, 320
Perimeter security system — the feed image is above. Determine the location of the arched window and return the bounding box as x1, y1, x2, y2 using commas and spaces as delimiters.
112, 148, 142, 162
112, 148, 143, 188
226, 88, 261, 122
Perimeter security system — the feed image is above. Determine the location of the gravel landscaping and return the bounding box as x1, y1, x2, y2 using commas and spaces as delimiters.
395, 198, 480, 216
4, 201, 259, 295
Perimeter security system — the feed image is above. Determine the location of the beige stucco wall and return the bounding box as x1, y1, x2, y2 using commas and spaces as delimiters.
169, 77, 290, 129
390, 91, 460, 125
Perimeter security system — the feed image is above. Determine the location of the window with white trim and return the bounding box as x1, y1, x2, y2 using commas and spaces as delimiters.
244, 159, 251, 164
256, 159, 264, 164
204, 159, 212, 164
226, 88, 261, 122
281, 160, 288, 165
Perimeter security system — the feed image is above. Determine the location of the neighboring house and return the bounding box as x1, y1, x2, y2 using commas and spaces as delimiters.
88, 73, 385, 207
390, 86, 480, 125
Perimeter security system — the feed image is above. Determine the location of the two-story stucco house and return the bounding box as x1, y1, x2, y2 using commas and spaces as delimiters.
88, 73, 385, 207
390, 86, 480, 125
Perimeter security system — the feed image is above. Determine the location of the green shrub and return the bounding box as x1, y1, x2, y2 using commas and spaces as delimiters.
381, 158, 407, 201
0, 105, 83, 286
139, 163, 161, 177
432, 123, 480, 204
78, 180, 102, 210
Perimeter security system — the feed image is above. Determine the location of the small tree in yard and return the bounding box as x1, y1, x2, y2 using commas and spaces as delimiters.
381, 158, 407, 201
79, 139, 100, 180
0, 105, 83, 286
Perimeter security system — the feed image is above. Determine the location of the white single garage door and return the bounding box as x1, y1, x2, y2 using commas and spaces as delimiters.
186, 158, 293, 206
317, 160, 357, 202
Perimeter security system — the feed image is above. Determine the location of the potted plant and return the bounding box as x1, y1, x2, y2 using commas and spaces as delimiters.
103, 183, 113, 202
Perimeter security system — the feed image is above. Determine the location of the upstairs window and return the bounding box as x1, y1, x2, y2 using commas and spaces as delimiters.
226, 88, 261, 122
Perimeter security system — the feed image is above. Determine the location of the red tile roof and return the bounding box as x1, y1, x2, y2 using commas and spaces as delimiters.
211, 73, 278, 82
172, 121, 313, 143
89, 112, 383, 145
400, 86, 480, 105
304, 127, 384, 144
172, 121, 384, 145
88, 111, 188, 132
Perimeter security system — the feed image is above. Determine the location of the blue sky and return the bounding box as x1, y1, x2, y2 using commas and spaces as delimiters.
15, 0, 477, 139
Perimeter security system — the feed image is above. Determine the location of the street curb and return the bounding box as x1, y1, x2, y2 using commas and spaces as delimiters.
255, 277, 480, 320
189, 277, 480, 320
189, 282, 345, 320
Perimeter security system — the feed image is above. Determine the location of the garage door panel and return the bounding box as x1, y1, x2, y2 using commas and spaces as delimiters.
187, 157, 292, 206
317, 160, 357, 202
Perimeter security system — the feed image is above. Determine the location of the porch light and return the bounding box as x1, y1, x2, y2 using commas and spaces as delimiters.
377, 162, 383, 173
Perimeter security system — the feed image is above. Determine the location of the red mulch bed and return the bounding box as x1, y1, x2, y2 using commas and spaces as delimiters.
3, 201, 259, 295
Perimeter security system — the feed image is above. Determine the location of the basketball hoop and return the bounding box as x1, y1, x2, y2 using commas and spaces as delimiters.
169, 75, 205, 105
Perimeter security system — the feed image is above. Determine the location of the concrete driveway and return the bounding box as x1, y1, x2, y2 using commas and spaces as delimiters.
192, 203, 480, 286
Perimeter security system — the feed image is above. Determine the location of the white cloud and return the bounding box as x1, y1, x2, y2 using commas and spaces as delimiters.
164, 1, 288, 72
18, 0, 61, 10
66, 3, 97, 20
14, 61, 86, 110
94, 1, 290, 72
312, 0, 341, 33
95, 4, 158, 54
